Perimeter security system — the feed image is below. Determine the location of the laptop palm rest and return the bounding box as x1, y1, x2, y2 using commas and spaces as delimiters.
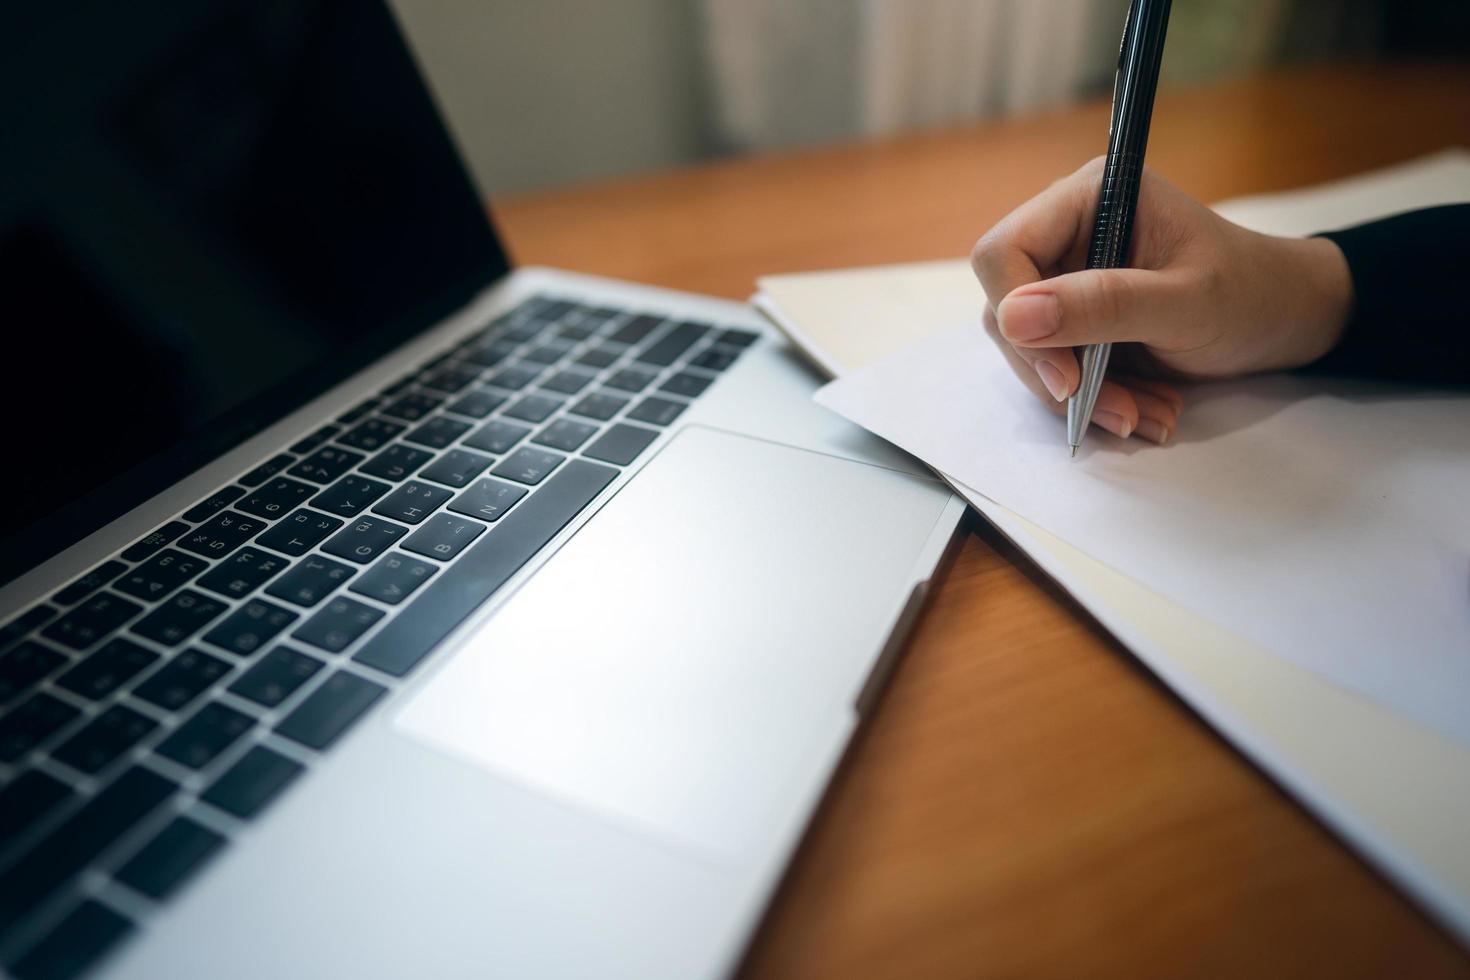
394, 425, 954, 857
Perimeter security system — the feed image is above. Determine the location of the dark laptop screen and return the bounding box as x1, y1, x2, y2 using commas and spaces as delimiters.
0, 1, 509, 583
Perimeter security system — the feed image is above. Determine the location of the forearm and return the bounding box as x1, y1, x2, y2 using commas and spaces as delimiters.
1300, 204, 1470, 385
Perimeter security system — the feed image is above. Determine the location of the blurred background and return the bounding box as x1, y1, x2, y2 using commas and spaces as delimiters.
389, 0, 1470, 196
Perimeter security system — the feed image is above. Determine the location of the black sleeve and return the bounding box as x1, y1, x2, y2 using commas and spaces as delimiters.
1301, 203, 1470, 385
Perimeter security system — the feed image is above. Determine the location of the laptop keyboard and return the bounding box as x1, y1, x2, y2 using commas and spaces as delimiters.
0, 294, 759, 979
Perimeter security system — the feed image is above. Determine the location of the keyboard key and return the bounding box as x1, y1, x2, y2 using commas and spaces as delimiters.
461, 341, 516, 369
444, 388, 506, 419
348, 554, 437, 606
605, 368, 656, 392
464, 419, 531, 455
0, 641, 67, 704
627, 396, 687, 427
52, 704, 157, 775
535, 298, 577, 321
401, 514, 486, 561
690, 347, 739, 372
55, 638, 157, 700
253, 508, 344, 557
484, 365, 542, 391
276, 670, 387, 750
265, 557, 355, 609
177, 512, 268, 559
52, 560, 128, 606
380, 391, 443, 422
201, 598, 299, 655
155, 701, 254, 769
322, 516, 409, 564
288, 424, 342, 456
288, 446, 365, 484
448, 479, 528, 524
581, 306, 621, 326
568, 391, 629, 421
522, 341, 571, 365
42, 593, 144, 650
403, 415, 472, 450
636, 320, 707, 366
237, 477, 317, 519
336, 398, 380, 425
717, 328, 760, 348
130, 590, 227, 647
583, 423, 660, 467
239, 453, 296, 486
132, 648, 230, 711
227, 646, 324, 708
417, 448, 494, 488
196, 548, 291, 599
575, 345, 620, 369
0, 766, 174, 931
10, 899, 133, 980
422, 365, 479, 393
658, 371, 714, 398
120, 521, 188, 563
182, 486, 248, 524
379, 374, 417, 398
202, 746, 301, 820
360, 443, 438, 482
492, 447, 566, 486
0, 694, 80, 763
115, 816, 225, 900
371, 482, 452, 525
502, 393, 563, 424
291, 597, 383, 653
0, 770, 73, 843
337, 417, 405, 452
113, 550, 208, 602
1, 606, 59, 652
502, 320, 547, 343
539, 370, 595, 396
556, 324, 594, 342
608, 314, 663, 345
310, 475, 391, 518
533, 418, 599, 452
355, 460, 618, 677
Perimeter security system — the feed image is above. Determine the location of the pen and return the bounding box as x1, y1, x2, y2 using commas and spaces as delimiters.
1068, 0, 1172, 456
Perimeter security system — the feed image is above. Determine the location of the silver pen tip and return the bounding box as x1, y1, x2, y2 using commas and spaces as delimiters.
1070, 445, 1078, 458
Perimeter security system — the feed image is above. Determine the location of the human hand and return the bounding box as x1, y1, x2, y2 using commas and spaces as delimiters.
970, 157, 1353, 444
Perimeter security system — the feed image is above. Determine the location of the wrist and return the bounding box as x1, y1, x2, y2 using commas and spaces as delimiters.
1268, 234, 1353, 369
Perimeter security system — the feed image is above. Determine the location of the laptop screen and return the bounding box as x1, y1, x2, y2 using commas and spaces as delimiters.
1, 0, 509, 584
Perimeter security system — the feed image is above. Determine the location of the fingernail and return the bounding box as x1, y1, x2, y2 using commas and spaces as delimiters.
998, 293, 1060, 343
1135, 418, 1170, 444
1034, 361, 1069, 401
1093, 409, 1132, 439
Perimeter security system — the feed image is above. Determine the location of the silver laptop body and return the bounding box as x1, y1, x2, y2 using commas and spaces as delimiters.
0, 6, 964, 979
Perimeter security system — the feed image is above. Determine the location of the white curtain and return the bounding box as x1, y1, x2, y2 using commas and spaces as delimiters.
701, 0, 1129, 152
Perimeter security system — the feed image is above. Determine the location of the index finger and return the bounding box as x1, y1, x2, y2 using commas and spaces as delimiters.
969, 157, 1100, 307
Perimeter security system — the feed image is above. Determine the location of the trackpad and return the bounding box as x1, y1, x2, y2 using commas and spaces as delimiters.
395, 426, 952, 856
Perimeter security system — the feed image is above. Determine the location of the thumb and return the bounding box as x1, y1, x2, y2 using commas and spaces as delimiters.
996, 267, 1201, 351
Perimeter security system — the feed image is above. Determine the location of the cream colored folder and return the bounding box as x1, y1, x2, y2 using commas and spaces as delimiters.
752, 150, 1470, 946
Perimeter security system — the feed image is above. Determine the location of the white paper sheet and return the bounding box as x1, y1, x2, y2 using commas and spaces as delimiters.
1211, 149, 1470, 235
818, 324, 1470, 748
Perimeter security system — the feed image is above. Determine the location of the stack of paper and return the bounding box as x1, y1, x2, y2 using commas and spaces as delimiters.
755, 150, 1470, 945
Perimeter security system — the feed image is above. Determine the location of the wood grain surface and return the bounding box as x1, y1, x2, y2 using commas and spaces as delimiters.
495, 64, 1470, 979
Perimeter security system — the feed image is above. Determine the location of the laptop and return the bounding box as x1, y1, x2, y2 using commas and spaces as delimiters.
0, 4, 965, 978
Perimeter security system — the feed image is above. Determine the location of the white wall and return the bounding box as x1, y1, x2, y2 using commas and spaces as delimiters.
388, 0, 1339, 197
389, 0, 707, 196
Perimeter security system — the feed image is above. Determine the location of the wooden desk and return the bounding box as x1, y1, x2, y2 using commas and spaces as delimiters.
496, 64, 1470, 979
